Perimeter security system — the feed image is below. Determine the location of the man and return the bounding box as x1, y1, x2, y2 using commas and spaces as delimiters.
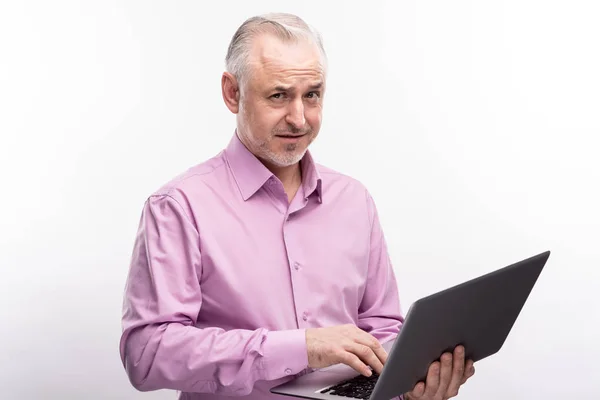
120, 13, 475, 400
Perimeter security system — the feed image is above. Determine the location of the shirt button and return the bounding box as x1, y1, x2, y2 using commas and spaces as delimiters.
293, 261, 300, 270
285, 368, 292, 375
302, 312, 308, 321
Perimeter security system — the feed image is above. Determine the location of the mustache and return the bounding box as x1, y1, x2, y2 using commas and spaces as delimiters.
272, 126, 312, 136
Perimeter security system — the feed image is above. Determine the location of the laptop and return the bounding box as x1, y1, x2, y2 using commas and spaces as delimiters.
271, 251, 550, 400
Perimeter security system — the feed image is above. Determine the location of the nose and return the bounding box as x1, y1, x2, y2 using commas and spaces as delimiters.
285, 98, 305, 129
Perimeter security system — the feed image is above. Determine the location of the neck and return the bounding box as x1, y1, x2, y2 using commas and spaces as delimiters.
263, 160, 302, 188
234, 130, 303, 201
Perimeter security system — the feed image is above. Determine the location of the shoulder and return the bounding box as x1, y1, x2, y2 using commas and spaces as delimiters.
315, 163, 379, 221
315, 162, 374, 198
315, 162, 385, 228
150, 151, 226, 197
317, 163, 364, 187
142, 151, 228, 221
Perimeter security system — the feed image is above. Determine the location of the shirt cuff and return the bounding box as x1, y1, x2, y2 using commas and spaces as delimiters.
260, 329, 309, 381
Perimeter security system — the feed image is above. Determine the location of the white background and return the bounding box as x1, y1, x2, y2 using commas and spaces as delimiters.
1, 1, 599, 399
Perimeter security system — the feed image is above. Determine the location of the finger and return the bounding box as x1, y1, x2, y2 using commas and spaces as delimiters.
435, 352, 453, 398
345, 341, 385, 375
446, 346, 466, 397
353, 329, 389, 366
461, 360, 475, 384
409, 381, 425, 399
424, 361, 441, 398
354, 338, 387, 367
338, 349, 373, 377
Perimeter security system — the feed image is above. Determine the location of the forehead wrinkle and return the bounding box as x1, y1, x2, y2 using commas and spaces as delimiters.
259, 58, 324, 77
247, 62, 325, 94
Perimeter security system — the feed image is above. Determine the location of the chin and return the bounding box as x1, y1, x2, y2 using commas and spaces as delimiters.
265, 150, 306, 167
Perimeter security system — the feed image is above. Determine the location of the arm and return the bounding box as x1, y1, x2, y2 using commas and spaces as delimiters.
359, 190, 406, 400
357, 190, 404, 344
119, 194, 308, 394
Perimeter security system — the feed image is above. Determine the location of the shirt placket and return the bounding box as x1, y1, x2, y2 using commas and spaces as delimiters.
283, 195, 313, 328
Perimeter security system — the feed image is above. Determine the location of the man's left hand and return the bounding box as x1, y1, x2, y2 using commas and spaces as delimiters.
404, 345, 475, 400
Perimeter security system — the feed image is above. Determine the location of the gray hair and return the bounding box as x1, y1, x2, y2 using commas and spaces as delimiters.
225, 13, 327, 91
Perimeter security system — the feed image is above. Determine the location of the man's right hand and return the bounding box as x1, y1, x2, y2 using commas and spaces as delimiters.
305, 324, 388, 377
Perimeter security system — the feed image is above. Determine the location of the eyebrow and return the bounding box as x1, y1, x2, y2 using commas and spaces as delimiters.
272, 82, 323, 92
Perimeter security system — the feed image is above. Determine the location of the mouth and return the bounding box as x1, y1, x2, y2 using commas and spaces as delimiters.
275, 133, 307, 139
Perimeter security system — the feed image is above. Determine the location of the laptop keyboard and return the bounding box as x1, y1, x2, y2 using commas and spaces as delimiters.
319, 373, 379, 399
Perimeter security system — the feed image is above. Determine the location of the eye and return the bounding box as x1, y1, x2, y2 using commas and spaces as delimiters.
270, 93, 285, 100
305, 91, 321, 104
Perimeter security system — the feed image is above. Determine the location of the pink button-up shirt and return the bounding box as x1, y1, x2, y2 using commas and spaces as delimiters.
120, 133, 404, 400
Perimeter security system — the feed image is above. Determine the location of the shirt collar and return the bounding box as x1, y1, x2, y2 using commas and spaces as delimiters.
299, 147, 323, 203
224, 131, 323, 202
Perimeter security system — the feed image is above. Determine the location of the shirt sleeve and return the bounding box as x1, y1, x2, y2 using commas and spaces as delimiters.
357, 190, 405, 344
119, 193, 309, 394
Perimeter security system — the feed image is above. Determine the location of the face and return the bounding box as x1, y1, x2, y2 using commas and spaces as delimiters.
224, 34, 326, 168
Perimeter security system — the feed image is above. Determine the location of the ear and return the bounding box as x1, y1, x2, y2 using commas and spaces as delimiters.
222, 72, 241, 114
